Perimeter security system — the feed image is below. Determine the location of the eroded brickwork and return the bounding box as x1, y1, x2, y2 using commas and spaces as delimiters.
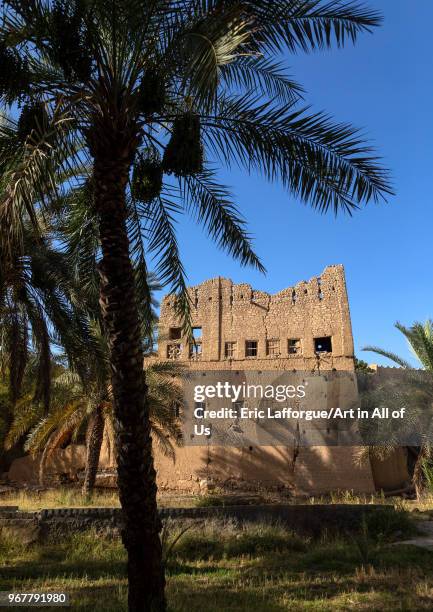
154, 266, 375, 495
159, 265, 355, 371
4, 268, 378, 495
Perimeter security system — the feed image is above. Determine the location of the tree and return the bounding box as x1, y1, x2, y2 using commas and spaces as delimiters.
354, 357, 374, 373
0, 222, 95, 471
363, 321, 433, 497
6, 355, 185, 496
0, 216, 92, 457
1, 2, 392, 608
0, 111, 95, 470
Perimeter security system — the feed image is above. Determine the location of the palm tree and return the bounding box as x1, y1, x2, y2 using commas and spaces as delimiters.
6, 355, 185, 496
0, 224, 97, 472
363, 321, 433, 497
364, 321, 433, 371
0, 219, 93, 430
0, 111, 96, 470
1, 2, 392, 607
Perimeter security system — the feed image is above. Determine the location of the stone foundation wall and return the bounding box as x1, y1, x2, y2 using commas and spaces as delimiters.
0, 504, 394, 542
6, 442, 376, 495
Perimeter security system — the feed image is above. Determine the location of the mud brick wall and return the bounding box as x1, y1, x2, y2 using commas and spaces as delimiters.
158, 265, 354, 371
155, 266, 375, 495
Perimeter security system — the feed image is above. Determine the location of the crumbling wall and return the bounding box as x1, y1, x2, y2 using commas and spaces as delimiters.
156, 265, 375, 495
7, 441, 114, 486
159, 265, 354, 370
0, 504, 394, 541
6, 266, 377, 495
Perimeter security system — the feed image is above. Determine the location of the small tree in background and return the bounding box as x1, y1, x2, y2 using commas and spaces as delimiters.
363, 321, 433, 497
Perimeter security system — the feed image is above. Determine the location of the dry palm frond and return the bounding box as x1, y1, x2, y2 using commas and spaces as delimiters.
37, 402, 88, 484
103, 411, 116, 463
4, 392, 41, 449
150, 420, 177, 462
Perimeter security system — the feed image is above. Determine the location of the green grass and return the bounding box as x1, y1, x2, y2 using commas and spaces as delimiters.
1, 516, 432, 611
4, 487, 433, 514
0, 488, 121, 511
0, 488, 202, 511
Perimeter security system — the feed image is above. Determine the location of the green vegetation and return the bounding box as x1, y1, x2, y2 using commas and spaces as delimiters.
5, 358, 184, 496
0, 488, 121, 511
0, 0, 392, 606
1, 518, 432, 611
363, 320, 433, 497
194, 495, 228, 508
5, 488, 433, 513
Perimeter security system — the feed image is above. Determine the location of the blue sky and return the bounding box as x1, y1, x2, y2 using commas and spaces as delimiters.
156, 0, 432, 367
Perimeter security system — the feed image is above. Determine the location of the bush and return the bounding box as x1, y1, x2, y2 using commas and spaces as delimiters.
170, 520, 308, 561
422, 460, 433, 493
195, 496, 226, 507
174, 532, 224, 561
365, 508, 415, 543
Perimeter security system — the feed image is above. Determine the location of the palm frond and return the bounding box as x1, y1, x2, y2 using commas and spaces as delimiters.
237, 0, 383, 54
180, 170, 265, 272
179, 4, 252, 108
37, 403, 87, 483
362, 345, 412, 369
145, 194, 192, 334
0, 103, 77, 257
4, 393, 42, 449
150, 420, 178, 461
220, 56, 304, 105
24, 399, 85, 456
396, 321, 433, 372
203, 95, 392, 213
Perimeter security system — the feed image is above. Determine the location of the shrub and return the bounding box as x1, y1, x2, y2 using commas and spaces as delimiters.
365, 508, 415, 543
195, 495, 226, 507
173, 532, 224, 561
170, 520, 308, 561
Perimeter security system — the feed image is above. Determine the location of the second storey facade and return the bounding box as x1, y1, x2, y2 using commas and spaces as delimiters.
158, 264, 355, 372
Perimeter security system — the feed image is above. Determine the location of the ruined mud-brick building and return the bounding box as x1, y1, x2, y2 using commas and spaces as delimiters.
6, 264, 409, 493
155, 265, 376, 495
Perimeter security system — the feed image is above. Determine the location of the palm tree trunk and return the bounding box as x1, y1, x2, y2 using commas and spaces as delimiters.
93, 152, 165, 611
82, 405, 104, 498
413, 445, 428, 499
